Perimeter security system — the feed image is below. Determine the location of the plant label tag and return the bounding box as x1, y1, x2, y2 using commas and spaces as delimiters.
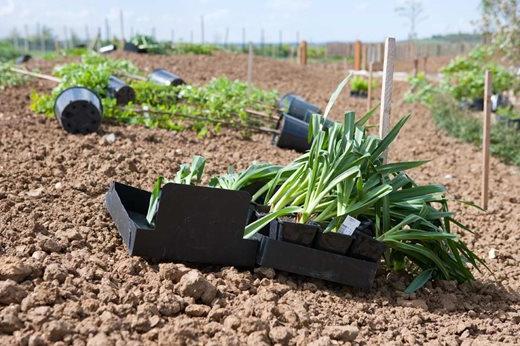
339, 216, 361, 236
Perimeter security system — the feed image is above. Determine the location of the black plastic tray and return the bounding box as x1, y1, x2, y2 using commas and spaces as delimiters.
105, 182, 258, 267
256, 235, 379, 289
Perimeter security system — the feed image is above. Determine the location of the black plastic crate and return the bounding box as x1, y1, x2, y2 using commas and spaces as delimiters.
256, 235, 379, 289
105, 182, 258, 267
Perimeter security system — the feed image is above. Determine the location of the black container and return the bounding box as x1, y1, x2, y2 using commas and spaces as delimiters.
107, 76, 136, 105
278, 93, 321, 121
99, 44, 117, 54
54, 87, 103, 134
105, 182, 258, 267
496, 114, 520, 130
313, 231, 353, 255
257, 235, 379, 289
347, 231, 386, 263
148, 69, 185, 86
272, 114, 311, 153
269, 219, 318, 247
468, 98, 484, 111
15, 54, 31, 64
350, 90, 367, 98
124, 42, 146, 53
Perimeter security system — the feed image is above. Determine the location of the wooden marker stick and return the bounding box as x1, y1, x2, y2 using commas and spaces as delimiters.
379, 37, 396, 163
482, 70, 492, 210
247, 43, 253, 84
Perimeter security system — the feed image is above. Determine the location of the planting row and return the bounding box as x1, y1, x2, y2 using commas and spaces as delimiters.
106, 80, 485, 291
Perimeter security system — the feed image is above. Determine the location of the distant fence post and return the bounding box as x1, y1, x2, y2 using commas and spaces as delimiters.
379, 37, 396, 163
413, 58, 419, 77
354, 40, 362, 70
423, 56, 428, 74
482, 70, 492, 210
299, 41, 307, 65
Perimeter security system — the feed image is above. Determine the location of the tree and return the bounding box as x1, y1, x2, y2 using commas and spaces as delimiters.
480, 0, 520, 64
395, 0, 426, 40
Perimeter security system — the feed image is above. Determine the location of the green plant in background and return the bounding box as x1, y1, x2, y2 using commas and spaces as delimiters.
441, 45, 516, 101
404, 72, 438, 105
0, 41, 21, 62
170, 43, 220, 55
30, 53, 278, 136
350, 76, 377, 94
0, 63, 28, 89
496, 106, 520, 120
129, 35, 167, 54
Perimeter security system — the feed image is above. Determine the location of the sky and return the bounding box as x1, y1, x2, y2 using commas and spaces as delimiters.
0, 0, 482, 43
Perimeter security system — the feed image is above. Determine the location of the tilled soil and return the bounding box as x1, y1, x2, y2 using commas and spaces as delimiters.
0, 52, 519, 345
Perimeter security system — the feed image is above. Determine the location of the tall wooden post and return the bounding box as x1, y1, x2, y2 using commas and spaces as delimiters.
413, 58, 419, 77
482, 70, 492, 210
354, 40, 362, 70
367, 61, 374, 112
423, 56, 428, 74
299, 41, 307, 65
379, 37, 396, 163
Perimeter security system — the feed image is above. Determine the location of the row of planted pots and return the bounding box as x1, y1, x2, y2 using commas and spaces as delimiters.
106, 182, 384, 289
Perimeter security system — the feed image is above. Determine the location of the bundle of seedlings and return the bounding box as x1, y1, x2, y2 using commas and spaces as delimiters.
350, 76, 376, 98
243, 110, 485, 291
29, 53, 279, 137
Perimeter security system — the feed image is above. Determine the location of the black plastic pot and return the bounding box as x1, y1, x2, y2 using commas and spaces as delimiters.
105, 182, 258, 267
278, 93, 321, 121
256, 234, 379, 289
469, 98, 484, 111
54, 87, 103, 134
313, 231, 353, 255
269, 219, 318, 247
99, 44, 117, 54
350, 90, 367, 98
272, 114, 311, 153
107, 76, 136, 106
347, 231, 386, 263
124, 42, 147, 53
496, 114, 520, 130
148, 69, 185, 86
15, 54, 31, 64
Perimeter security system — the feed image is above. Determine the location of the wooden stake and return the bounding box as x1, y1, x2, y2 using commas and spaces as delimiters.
482, 70, 492, 210
367, 61, 374, 112
379, 37, 396, 163
413, 58, 419, 77
299, 41, 307, 65
423, 56, 428, 74
10, 67, 61, 83
247, 43, 253, 84
354, 40, 362, 70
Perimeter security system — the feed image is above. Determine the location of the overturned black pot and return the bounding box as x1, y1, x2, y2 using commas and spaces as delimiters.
107, 76, 136, 105
269, 218, 319, 247
99, 44, 117, 54
273, 114, 336, 153
272, 114, 311, 152
15, 54, 31, 64
124, 42, 146, 53
54, 87, 103, 134
278, 93, 321, 121
148, 69, 185, 86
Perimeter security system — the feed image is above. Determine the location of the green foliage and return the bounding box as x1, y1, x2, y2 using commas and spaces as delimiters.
30, 53, 278, 136
0, 41, 20, 62
170, 43, 220, 55
441, 45, 516, 101
129, 35, 167, 54
0, 63, 28, 89
496, 106, 520, 120
404, 72, 438, 105
350, 76, 377, 93
429, 94, 520, 166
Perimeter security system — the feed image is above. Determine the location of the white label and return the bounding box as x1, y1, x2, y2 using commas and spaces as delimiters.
339, 215, 361, 236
